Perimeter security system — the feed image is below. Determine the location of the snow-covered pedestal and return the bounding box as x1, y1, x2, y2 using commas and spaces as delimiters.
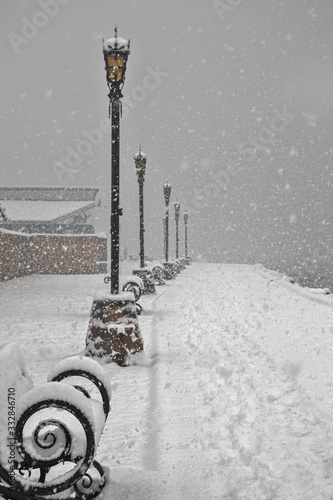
132, 267, 156, 295
85, 291, 143, 366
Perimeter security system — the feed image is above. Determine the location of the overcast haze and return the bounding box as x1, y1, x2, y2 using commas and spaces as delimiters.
1, 0, 333, 285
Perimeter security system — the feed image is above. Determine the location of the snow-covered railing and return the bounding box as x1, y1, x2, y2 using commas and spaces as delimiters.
0, 346, 111, 500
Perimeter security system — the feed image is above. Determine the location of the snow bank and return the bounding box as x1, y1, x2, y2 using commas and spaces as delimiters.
254, 263, 332, 304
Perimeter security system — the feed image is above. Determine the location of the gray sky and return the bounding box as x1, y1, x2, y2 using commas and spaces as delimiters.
1, 0, 333, 273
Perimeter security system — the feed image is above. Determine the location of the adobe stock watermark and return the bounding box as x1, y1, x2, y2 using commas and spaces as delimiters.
213, 0, 245, 22
53, 65, 168, 183
8, 0, 71, 54
189, 106, 296, 213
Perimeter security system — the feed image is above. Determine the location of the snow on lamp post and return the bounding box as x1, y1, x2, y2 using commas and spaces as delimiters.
86, 27, 144, 366
174, 200, 180, 259
103, 26, 130, 295
184, 211, 188, 257
131, 148, 155, 295
183, 211, 190, 264
162, 217, 166, 260
162, 183, 176, 279
134, 147, 146, 269
163, 183, 171, 262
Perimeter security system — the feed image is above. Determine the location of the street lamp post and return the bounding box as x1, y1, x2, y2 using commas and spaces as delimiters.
184, 212, 189, 263
132, 148, 155, 295
86, 27, 144, 366
163, 183, 171, 262
162, 217, 166, 259
102, 27, 130, 294
174, 200, 180, 259
134, 147, 146, 268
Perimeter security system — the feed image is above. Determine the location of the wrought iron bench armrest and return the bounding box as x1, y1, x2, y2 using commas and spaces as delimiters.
0, 356, 111, 500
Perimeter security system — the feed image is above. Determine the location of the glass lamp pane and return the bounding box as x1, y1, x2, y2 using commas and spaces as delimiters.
107, 54, 125, 81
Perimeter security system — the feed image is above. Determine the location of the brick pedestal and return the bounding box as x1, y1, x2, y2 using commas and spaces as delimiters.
85, 291, 143, 366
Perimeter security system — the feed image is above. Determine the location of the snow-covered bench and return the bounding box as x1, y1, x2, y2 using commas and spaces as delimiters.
174, 258, 186, 272
160, 261, 177, 280
152, 264, 165, 285
122, 275, 144, 314
0, 345, 111, 500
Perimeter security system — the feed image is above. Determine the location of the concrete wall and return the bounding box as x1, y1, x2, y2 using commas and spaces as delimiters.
0, 230, 107, 281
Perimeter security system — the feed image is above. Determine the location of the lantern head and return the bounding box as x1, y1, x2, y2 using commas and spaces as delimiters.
184, 212, 189, 224
134, 147, 147, 181
163, 182, 171, 207
174, 200, 180, 221
103, 26, 130, 99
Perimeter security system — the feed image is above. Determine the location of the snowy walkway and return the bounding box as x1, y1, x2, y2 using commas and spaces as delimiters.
1, 264, 333, 498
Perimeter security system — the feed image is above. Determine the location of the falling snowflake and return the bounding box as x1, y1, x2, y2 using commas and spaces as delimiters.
307, 8, 317, 18
289, 147, 299, 157
302, 112, 318, 127
289, 213, 297, 224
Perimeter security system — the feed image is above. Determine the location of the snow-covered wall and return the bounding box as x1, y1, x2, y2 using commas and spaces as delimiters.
0, 230, 107, 281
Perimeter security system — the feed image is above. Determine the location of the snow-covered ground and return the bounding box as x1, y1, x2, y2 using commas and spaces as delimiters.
1, 263, 333, 499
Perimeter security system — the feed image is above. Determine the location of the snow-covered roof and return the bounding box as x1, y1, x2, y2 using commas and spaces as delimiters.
0, 187, 99, 222
0, 187, 98, 202
1, 200, 95, 222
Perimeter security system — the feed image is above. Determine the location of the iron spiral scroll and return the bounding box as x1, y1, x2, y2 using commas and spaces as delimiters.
0, 375, 109, 499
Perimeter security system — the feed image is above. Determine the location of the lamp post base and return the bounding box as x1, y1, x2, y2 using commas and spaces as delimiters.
85, 291, 143, 366
132, 268, 156, 294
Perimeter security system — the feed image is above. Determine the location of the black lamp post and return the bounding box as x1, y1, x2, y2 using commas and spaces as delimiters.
134, 147, 147, 268
103, 27, 130, 294
184, 212, 189, 259
163, 183, 171, 262
86, 27, 144, 365
162, 217, 166, 259
174, 200, 180, 259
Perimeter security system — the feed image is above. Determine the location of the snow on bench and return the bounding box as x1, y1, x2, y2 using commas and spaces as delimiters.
121, 276, 144, 314
152, 264, 165, 285
0, 344, 111, 500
